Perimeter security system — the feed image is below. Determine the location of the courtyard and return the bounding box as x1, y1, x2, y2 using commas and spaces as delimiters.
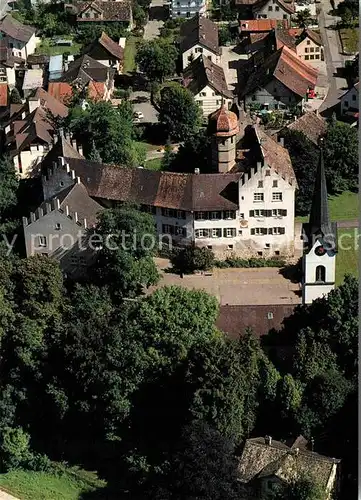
147, 259, 302, 305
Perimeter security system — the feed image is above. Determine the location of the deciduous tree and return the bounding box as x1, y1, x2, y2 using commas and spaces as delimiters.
136, 39, 177, 82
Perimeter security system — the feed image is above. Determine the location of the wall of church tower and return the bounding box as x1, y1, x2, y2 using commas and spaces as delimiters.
302, 238, 336, 304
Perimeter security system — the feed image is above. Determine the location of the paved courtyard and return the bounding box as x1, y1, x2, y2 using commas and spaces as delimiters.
130, 91, 159, 123
147, 259, 302, 306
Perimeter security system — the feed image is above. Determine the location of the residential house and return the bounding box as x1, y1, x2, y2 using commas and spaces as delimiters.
23, 179, 104, 278
0, 14, 39, 61
340, 81, 359, 118
85, 32, 124, 74
22, 68, 44, 98
48, 54, 115, 104
5, 88, 69, 177
179, 14, 221, 70
239, 20, 292, 55
288, 28, 324, 63
238, 435, 340, 499
274, 111, 327, 145
70, 0, 133, 30
183, 55, 233, 118
36, 105, 296, 263
240, 45, 318, 111
253, 0, 295, 21
170, 0, 207, 19
0, 39, 21, 88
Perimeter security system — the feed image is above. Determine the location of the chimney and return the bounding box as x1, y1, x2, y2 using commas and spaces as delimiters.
83, 218, 87, 229
55, 198, 60, 210
294, 447, 299, 456
28, 98, 40, 114
265, 436, 272, 446
194, 168, 200, 174
74, 211, 78, 224
65, 205, 70, 217
22, 216, 28, 226
76, 176, 81, 184
78, 144, 83, 156
58, 156, 65, 167
279, 137, 284, 147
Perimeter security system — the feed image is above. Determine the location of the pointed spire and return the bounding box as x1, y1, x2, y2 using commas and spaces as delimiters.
309, 138, 330, 236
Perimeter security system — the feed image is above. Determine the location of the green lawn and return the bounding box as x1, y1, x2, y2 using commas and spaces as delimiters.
145, 158, 163, 170
0, 467, 105, 500
123, 36, 138, 73
296, 191, 358, 223
336, 228, 359, 286
339, 27, 359, 54
36, 38, 82, 57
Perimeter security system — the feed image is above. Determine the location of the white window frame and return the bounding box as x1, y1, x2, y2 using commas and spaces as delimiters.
211, 211, 220, 220
226, 228, 233, 238
39, 235, 47, 247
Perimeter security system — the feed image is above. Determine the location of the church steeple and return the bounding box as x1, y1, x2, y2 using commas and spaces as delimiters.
309, 140, 331, 238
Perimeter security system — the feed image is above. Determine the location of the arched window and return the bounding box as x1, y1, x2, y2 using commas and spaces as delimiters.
315, 265, 326, 283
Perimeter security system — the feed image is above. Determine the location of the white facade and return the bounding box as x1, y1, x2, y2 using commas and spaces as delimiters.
254, 0, 292, 20
182, 44, 220, 70
3, 33, 40, 61
340, 85, 359, 116
13, 144, 50, 178
194, 84, 233, 118
302, 237, 336, 304
171, 0, 207, 19
193, 162, 295, 258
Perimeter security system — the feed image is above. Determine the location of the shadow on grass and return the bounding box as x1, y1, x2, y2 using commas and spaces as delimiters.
79, 486, 127, 499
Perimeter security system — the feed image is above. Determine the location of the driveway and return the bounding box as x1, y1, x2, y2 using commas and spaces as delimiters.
144, 0, 166, 40
130, 91, 159, 123
148, 261, 301, 306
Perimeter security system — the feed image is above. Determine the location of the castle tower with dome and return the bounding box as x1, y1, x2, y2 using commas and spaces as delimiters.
208, 105, 239, 173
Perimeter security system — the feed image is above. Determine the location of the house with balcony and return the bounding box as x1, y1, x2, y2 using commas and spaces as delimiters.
179, 14, 221, 70
170, 0, 207, 19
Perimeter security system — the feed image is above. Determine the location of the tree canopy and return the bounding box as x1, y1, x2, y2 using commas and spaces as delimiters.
158, 83, 202, 142
136, 39, 178, 82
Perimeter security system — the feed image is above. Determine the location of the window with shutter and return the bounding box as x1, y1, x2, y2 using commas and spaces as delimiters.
282, 209, 287, 216
280, 227, 285, 234
223, 228, 227, 237
249, 210, 254, 217
251, 228, 255, 235
267, 210, 272, 217
268, 228, 273, 234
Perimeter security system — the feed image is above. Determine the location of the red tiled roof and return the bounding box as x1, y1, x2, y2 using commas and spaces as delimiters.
47, 82, 73, 105
239, 19, 289, 32
88, 80, 106, 100
98, 31, 124, 60
0, 83, 8, 107
34, 88, 69, 118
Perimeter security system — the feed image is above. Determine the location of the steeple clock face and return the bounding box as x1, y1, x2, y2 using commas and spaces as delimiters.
315, 245, 327, 256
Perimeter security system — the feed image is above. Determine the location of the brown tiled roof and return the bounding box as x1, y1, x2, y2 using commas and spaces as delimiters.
88, 80, 106, 100
76, 1, 132, 22
98, 31, 124, 60
240, 45, 318, 98
249, 32, 269, 44
183, 55, 233, 98
180, 14, 220, 55
209, 105, 239, 137
282, 111, 327, 145
240, 19, 289, 32
60, 158, 241, 211
34, 88, 69, 118
0, 14, 36, 42
238, 437, 340, 490
255, 126, 296, 184
217, 304, 296, 338
274, 28, 296, 50
0, 83, 8, 107
57, 54, 110, 84
303, 28, 322, 46
9, 107, 54, 154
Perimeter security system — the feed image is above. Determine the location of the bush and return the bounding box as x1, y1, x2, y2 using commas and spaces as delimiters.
0, 427, 31, 471
214, 257, 286, 268
171, 246, 215, 274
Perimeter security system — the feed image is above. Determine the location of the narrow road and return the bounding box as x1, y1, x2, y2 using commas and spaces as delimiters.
318, 0, 349, 113
143, 0, 165, 40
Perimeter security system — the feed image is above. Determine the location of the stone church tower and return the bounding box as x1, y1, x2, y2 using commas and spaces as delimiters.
208, 105, 239, 173
302, 143, 337, 304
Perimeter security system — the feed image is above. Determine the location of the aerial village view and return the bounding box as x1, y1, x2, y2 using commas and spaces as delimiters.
0, 0, 357, 496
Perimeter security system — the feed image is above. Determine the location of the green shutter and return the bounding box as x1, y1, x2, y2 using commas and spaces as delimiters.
223, 228, 227, 237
